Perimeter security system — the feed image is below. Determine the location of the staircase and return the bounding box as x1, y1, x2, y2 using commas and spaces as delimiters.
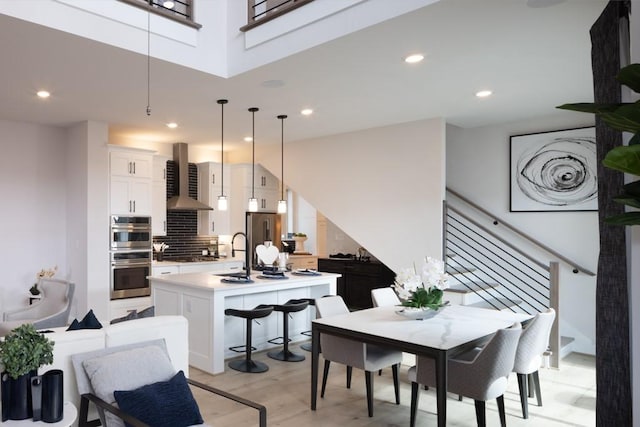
443, 189, 595, 368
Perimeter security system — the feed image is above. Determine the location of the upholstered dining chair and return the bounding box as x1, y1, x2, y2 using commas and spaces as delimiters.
513, 308, 556, 419
371, 287, 401, 307
408, 322, 522, 427
0, 278, 75, 336
315, 295, 403, 417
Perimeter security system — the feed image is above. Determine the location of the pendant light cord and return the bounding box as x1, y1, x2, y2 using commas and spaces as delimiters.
146, 11, 151, 116
278, 115, 287, 201
218, 99, 228, 195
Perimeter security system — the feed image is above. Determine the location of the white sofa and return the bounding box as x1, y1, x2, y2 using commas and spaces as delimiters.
40, 315, 189, 426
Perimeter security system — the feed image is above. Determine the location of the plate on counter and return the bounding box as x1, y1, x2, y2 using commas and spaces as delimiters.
257, 274, 289, 280
292, 269, 321, 276
221, 277, 254, 284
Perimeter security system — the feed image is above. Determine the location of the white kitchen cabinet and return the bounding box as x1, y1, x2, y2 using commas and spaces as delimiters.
110, 150, 152, 179
109, 147, 153, 216
109, 296, 152, 321
197, 162, 231, 236
229, 164, 282, 234
152, 265, 179, 276
152, 156, 169, 236
151, 260, 242, 276
110, 176, 152, 215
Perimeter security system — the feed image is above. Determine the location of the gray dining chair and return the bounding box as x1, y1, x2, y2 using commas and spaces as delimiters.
315, 295, 403, 417
513, 308, 556, 419
371, 287, 401, 307
408, 322, 522, 427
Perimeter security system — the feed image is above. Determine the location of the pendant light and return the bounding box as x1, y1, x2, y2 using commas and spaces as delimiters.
248, 107, 259, 212
217, 99, 228, 211
277, 114, 288, 214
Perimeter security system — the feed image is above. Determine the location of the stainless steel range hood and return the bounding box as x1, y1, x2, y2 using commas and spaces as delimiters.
167, 143, 213, 211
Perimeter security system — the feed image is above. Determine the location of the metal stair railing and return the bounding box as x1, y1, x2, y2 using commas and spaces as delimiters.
444, 188, 596, 368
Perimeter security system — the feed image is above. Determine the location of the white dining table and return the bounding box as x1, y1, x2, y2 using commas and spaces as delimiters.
310, 304, 530, 426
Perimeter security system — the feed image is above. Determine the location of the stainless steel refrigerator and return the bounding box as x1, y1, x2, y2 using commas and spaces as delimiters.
246, 212, 282, 269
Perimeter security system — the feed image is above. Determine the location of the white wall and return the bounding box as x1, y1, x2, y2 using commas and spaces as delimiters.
0, 120, 68, 313
260, 117, 446, 273
446, 114, 599, 354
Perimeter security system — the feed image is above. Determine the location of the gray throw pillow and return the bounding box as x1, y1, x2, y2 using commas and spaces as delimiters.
109, 310, 137, 325
75, 342, 174, 427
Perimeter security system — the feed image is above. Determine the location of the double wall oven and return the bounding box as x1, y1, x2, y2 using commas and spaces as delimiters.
110, 216, 152, 300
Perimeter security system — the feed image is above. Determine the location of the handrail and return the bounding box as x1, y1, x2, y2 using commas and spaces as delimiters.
241, 0, 315, 32
447, 188, 596, 276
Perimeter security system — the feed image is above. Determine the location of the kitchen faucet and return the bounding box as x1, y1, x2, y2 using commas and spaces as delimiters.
231, 232, 250, 277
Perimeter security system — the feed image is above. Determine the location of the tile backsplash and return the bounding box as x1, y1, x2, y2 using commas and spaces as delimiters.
153, 160, 216, 260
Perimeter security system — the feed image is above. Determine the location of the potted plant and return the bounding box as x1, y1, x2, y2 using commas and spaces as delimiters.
557, 63, 640, 225
0, 324, 54, 420
293, 233, 308, 253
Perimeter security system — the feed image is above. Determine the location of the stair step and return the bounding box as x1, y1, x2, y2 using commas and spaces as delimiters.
446, 266, 476, 275
467, 297, 521, 310
560, 336, 575, 359
445, 282, 499, 294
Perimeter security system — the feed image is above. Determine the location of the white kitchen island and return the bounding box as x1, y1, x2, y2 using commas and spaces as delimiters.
150, 271, 339, 374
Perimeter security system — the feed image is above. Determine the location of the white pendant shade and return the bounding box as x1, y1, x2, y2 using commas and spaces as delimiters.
248, 198, 258, 212
217, 195, 228, 211
277, 200, 287, 214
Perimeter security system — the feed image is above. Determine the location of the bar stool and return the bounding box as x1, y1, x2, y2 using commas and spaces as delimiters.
225, 304, 274, 373
267, 299, 309, 362
298, 298, 316, 352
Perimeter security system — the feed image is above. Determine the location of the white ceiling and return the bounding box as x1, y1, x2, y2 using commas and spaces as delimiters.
0, 0, 606, 151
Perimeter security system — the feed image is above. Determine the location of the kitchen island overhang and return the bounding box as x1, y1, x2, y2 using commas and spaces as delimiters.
149, 271, 339, 374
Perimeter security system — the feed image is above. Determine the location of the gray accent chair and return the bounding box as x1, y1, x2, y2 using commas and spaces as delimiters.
315, 295, 403, 417
0, 278, 75, 336
513, 308, 556, 419
408, 322, 522, 427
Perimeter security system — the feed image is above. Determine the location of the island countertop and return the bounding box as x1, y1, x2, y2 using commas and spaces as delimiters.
149, 271, 339, 374
149, 271, 340, 295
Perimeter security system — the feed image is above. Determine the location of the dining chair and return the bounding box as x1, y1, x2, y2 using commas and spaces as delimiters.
513, 308, 556, 419
1, 279, 75, 336
408, 322, 522, 427
315, 295, 403, 417
371, 287, 401, 307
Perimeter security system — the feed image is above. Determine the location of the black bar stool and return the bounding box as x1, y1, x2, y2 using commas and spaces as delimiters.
225, 304, 274, 373
298, 298, 316, 352
267, 299, 309, 362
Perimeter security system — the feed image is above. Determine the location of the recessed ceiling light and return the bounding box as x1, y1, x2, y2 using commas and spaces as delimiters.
404, 54, 424, 64
244, 136, 253, 142
163, 1, 175, 9
301, 108, 313, 116
36, 90, 50, 99
475, 90, 493, 98
166, 122, 178, 129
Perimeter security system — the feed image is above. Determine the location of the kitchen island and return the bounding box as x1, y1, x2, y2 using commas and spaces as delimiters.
150, 271, 339, 374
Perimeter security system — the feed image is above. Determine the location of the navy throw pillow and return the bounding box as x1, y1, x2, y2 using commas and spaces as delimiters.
67, 309, 103, 330
113, 371, 203, 427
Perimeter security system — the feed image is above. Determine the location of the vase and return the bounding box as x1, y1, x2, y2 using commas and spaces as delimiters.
293, 236, 308, 254
395, 306, 441, 320
1, 370, 37, 421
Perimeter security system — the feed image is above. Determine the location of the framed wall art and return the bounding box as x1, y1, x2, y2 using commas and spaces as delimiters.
510, 127, 597, 212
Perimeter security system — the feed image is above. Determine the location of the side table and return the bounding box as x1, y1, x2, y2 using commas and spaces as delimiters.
1, 402, 77, 426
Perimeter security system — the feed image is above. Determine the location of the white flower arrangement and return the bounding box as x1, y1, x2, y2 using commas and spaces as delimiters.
393, 257, 449, 309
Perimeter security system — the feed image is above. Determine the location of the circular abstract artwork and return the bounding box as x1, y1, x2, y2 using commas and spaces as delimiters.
511, 128, 597, 211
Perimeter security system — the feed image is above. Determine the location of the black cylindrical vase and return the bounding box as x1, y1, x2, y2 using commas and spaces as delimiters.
41, 369, 64, 423
1, 370, 37, 420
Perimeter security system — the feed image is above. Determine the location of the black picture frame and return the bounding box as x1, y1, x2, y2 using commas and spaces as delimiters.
510, 127, 597, 212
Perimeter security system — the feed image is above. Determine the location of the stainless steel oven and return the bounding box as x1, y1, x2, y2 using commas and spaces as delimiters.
110, 250, 152, 299
110, 216, 152, 250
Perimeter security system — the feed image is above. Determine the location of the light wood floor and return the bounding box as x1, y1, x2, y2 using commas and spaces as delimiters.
189, 344, 595, 427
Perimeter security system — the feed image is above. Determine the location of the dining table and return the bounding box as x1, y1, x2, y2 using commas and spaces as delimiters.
310, 304, 531, 426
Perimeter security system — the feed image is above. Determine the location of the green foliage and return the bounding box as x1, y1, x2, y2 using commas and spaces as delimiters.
557, 63, 640, 225
0, 324, 54, 379
401, 287, 444, 310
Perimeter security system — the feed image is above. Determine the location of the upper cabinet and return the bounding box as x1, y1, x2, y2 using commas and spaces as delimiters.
152, 155, 170, 236
109, 147, 154, 216
229, 164, 280, 234
197, 162, 231, 236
